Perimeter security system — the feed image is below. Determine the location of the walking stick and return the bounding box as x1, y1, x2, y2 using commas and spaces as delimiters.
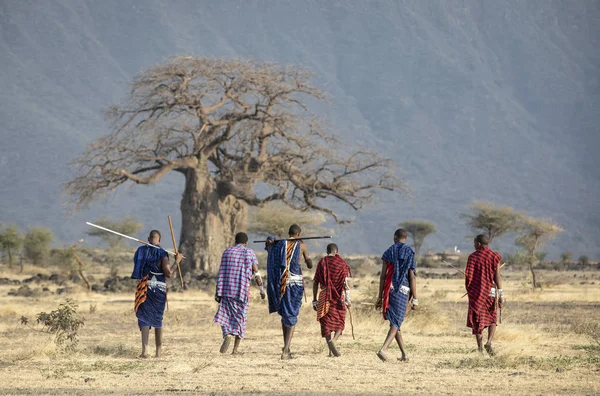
168, 216, 184, 288
347, 306, 356, 340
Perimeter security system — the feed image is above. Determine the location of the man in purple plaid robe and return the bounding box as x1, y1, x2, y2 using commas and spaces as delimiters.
213, 232, 265, 354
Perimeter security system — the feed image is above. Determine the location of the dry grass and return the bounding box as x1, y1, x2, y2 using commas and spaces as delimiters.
0, 263, 598, 395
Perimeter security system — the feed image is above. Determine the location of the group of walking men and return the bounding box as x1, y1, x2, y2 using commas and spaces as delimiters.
130, 225, 504, 360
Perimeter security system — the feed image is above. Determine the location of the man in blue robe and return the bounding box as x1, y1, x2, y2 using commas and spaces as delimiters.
375, 229, 418, 362
132, 230, 182, 358
266, 224, 312, 359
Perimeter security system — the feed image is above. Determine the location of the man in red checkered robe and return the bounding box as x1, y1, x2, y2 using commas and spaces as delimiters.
312, 243, 351, 357
465, 234, 504, 356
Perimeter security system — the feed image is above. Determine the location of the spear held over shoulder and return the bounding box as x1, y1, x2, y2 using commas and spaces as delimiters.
85, 222, 184, 258
253, 236, 332, 243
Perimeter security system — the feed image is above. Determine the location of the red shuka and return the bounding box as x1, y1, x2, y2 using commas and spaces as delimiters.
314, 254, 351, 337
465, 246, 501, 335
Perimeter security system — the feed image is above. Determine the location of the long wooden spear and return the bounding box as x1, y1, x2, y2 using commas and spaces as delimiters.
168, 216, 184, 288
441, 260, 466, 276
85, 222, 184, 258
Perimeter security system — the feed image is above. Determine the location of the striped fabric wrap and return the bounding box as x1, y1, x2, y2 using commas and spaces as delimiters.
134, 274, 149, 312
316, 289, 330, 321
279, 241, 300, 299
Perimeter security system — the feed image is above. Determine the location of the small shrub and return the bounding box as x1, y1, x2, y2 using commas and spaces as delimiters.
21, 299, 85, 351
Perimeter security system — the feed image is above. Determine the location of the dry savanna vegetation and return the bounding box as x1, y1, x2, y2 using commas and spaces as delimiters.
0, 255, 598, 395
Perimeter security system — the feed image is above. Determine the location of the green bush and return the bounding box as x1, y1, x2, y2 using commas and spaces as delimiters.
21, 299, 85, 351
23, 227, 54, 266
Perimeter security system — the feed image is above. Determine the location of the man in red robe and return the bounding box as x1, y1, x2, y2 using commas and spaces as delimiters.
312, 243, 351, 357
465, 234, 504, 355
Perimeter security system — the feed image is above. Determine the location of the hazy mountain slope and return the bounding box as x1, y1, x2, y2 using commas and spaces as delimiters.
0, 0, 598, 258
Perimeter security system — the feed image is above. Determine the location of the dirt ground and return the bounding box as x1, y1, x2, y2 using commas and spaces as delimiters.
0, 261, 599, 395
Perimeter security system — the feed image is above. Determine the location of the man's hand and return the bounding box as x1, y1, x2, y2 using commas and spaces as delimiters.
346, 302, 351, 309
498, 298, 504, 310
174, 252, 184, 264
312, 300, 318, 311
214, 294, 221, 303
411, 298, 418, 311
375, 297, 382, 310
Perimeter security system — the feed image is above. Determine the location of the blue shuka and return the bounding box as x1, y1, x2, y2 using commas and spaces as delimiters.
132, 245, 168, 329
266, 238, 303, 327
381, 242, 416, 329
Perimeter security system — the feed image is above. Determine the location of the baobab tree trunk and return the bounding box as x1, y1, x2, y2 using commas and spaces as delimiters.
178, 166, 248, 274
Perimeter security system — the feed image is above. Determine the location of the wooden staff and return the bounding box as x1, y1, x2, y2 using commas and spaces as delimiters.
168, 216, 184, 288
347, 306, 356, 340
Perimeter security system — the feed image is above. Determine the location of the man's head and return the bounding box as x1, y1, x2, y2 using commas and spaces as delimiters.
474, 234, 489, 250
393, 228, 407, 243
148, 230, 161, 245
235, 232, 249, 246
326, 243, 338, 255
288, 224, 302, 237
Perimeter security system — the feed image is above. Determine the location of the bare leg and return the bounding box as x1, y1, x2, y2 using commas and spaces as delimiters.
232, 336, 242, 355
220, 331, 231, 354
154, 328, 163, 358
332, 331, 342, 342
281, 325, 289, 359
395, 330, 408, 361
281, 325, 295, 359
325, 332, 341, 357
139, 326, 150, 358
377, 325, 398, 362
484, 324, 497, 356
475, 333, 484, 354
327, 332, 334, 357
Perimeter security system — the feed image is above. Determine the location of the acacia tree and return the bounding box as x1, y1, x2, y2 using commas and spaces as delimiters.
0, 224, 23, 269
399, 220, 436, 259
515, 216, 562, 289
66, 57, 400, 273
23, 227, 54, 267
461, 201, 522, 245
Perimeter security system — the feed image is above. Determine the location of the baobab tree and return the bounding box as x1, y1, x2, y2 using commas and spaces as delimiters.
66, 57, 401, 273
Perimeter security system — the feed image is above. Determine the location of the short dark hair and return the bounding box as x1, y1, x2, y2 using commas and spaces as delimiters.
149, 230, 161, 241
235, 232, 248, 244
288, 224, 302, 236
475, 234, 489, 246
327, 243, 338, 254
394, 229, 407, 240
